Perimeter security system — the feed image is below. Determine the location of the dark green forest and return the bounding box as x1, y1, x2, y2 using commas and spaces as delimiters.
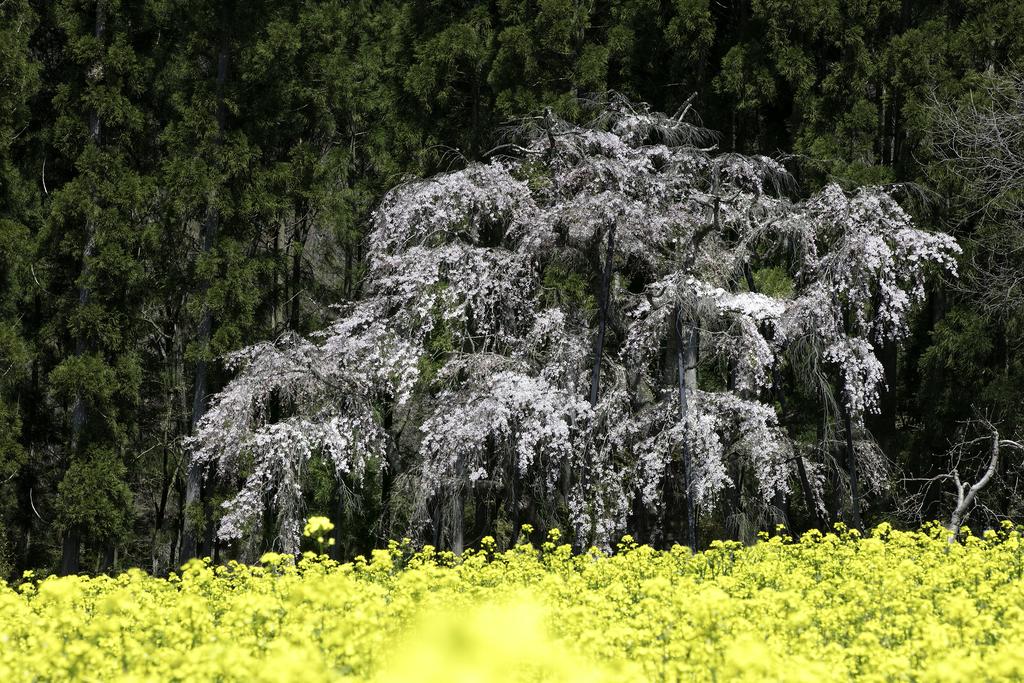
1, 0, 1022, 577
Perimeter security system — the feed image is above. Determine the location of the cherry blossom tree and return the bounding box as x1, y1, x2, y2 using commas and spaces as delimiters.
188, 97, 959, 555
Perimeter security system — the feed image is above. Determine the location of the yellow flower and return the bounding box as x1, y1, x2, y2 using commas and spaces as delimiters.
2, 523, 1021, 682
302, 516, 335, 538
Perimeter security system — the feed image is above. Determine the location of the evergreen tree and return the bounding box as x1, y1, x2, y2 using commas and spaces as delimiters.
34, 0, 158, 574
0, 0, 40, 575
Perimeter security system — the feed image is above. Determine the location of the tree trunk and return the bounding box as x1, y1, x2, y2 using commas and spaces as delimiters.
470, 486, 488, 545
589, 223, 616, 406
868, 340, 898, 457
667, 160, 713, 551
947, 427, 1003, 539
343, 242, 354, 299
272, 217, 284, 332
631, 489, 651, 545
577, 222, 616, 547
795, 455, 823, 531
379, 403, 395, 544
843, 408, 863, 531
62, 0, 106, 577
60, 527, 81, 575
288, 199, 306, 330
98, 542, 115, 573
69, 233, 96, 451
771, 363, 825, 532
451, 488, 465, 555
331, 485, 346, 561
429, 492, 442, 548
772, 490, 789, 529
675, 309, 698, 549
181, 47, 229, 565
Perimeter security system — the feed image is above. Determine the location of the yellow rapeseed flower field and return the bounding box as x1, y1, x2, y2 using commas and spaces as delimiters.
2, 522, 1024, 682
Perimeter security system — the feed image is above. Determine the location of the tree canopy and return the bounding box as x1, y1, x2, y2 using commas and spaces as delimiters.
0, 0, 1020, 576
192, 99, 958, 555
